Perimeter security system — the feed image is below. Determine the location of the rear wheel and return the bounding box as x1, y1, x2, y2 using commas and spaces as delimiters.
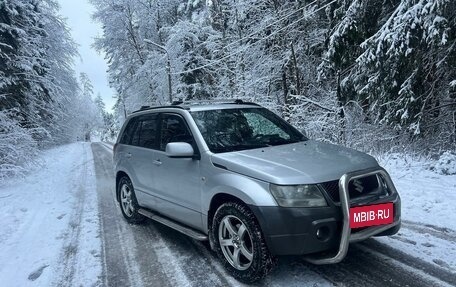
211, 202, 275, 283
118, 176, 145, 224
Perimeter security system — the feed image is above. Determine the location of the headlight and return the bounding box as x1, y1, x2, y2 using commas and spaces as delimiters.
269, 184, 327, 207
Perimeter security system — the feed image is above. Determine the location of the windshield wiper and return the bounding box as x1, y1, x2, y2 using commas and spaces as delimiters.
265, 138, 301, 146
212, 144, 269, 153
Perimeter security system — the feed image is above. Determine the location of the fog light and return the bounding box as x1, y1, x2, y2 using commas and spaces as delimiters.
316, 226, 330, 241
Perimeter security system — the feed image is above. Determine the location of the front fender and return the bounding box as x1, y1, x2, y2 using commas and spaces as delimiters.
202, 171, 278, 215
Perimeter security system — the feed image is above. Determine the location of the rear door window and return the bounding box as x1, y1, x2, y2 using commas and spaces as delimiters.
138, 115, 159, 149
129, 114, 159, 149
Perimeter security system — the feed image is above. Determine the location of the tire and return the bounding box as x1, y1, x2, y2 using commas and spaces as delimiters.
118, 176, 145, 224
210, 202, 276, 283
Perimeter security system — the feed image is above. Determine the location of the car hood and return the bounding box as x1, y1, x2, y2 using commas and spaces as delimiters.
210, 140, 379, 185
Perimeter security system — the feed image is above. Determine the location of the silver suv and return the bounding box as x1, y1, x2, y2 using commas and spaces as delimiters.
113, 101, 401, 282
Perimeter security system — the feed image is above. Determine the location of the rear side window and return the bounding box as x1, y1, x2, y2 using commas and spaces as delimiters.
119, 118, 137, 144
130, 121, 141, 146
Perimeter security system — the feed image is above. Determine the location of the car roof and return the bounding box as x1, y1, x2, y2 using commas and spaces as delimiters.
131, 100, 262, 114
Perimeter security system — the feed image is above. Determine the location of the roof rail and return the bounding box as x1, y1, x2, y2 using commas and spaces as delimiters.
132, 99, 260, 114
171, 99, 260, 106
132, 105, 185, 113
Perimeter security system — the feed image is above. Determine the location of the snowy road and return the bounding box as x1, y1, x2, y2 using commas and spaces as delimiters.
0, 143, 102, 286
1, 142, 455, 286
91, 142, 456, 287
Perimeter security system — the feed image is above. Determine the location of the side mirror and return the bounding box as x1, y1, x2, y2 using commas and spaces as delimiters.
166, 142, 194, 158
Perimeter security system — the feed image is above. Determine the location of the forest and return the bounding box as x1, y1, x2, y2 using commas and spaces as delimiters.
91, 0, 455, 154
0, 0, 109, 179
1, 0, 455, 179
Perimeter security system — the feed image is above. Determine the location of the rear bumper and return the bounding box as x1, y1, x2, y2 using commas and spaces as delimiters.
249, 167, 401, 262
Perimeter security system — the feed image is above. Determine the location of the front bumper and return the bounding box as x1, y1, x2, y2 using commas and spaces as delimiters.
249, 167, 401, 262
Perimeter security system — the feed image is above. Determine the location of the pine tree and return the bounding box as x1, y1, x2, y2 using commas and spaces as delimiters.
0, 0, 99, 178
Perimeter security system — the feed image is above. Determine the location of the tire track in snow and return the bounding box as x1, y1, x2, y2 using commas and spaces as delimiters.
402, 220, 456, 242
72, 143, 103, 286
56, 144, 89, 286
142, 223, 236, 287
305, 238, 455, 287
359, 239, 456, 285
93, 143, 143, 287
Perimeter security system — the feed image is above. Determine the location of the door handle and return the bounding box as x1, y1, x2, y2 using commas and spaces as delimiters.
153, 159, 162, 166
126, 152, 132, 159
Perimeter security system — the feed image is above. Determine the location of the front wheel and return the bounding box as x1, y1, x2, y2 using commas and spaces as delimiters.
118, 176, 145, 224
211, 202, 275, 283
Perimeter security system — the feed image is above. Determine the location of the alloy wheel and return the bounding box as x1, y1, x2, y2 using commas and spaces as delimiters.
120, 184, 134, 217
218, 215, 254, 271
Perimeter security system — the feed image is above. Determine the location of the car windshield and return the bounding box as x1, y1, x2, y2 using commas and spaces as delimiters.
191, 108, 306, 153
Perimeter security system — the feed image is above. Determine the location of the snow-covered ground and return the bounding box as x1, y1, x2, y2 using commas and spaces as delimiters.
0, 142, 454, 286
378, 154, 456, 272
0, 143, 102, 287
380, 154, 456, 230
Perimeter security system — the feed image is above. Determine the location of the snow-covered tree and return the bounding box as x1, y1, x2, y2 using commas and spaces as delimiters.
94, 93, 117, 141
91, 0, 455, 154
0, 110, 38, 180
0, 0, 102, 179
69, 73, 102, 141
323, 0, 456, 152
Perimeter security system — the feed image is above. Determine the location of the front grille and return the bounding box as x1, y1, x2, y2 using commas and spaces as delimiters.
321, 175, 383, 203
321, 180, 339, 202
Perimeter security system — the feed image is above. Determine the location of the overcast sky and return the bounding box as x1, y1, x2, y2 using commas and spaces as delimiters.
57, 0, 116, 112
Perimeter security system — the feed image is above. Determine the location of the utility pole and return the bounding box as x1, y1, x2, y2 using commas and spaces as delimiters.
144, 39, 172, 103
